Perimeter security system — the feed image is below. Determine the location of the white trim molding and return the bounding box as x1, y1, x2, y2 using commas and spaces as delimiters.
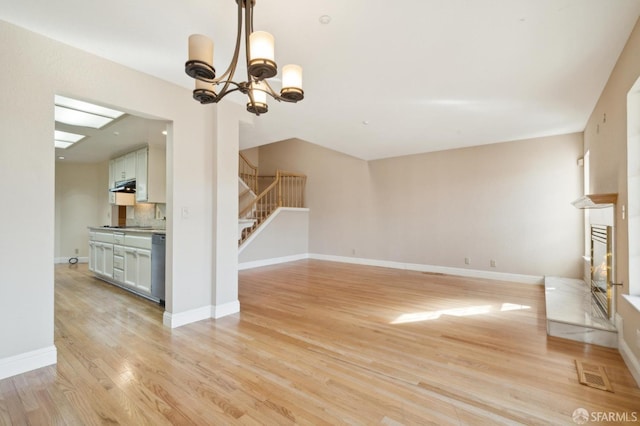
54, 257, 88, 265
308, 254, 544, 285
163, 305, 212, 329
239, 253, 310, 270
0, 345, 57, 380
211, 300, 240, 319
163, 302, 241, 328
615, 313, 640, 387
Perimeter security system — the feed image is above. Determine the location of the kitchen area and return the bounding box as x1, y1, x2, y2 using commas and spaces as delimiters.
87, 144, 167, 304
54, 96, 169, 305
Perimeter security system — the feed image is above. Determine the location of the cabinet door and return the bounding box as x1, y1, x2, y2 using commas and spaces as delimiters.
115, 156, 126, 182
95, 243, 105, 275
88, 241, 95, 272
103, 244, 114, 279
125, 152, 137, 180
135, 148, 148, 202
108, 160, 115, 189
135, 249, 152, 293
124, 247, 138, 287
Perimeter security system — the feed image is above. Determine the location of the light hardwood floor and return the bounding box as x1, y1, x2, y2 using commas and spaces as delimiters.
1, 260, 639, 425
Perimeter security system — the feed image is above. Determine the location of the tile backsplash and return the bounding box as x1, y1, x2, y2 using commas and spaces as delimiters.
127, 203, 166, 229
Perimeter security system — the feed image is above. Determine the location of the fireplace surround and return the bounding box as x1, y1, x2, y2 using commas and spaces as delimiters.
590, 224, 613, 318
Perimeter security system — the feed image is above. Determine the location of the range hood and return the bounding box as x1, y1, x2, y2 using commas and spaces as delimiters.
571, 193, 617, 209
110, 178, 136, 193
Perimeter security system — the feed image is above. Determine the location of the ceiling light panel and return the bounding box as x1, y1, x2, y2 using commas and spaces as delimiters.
54, 130, 85, 143
54, 95, 124, 119
54, 140, 74, 149
54, 105, 114, 128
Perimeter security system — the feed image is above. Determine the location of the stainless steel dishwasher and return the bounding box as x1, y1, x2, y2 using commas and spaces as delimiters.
151, 233, 166, 305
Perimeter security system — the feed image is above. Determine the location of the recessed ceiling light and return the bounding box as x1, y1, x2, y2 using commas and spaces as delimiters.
362, 120, 370, 125
319, 15, 331, 25
162, 130, 168, 135
58, 156, 65, 160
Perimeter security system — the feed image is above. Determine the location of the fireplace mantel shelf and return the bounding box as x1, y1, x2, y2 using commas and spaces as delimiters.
572, 193, 618, 209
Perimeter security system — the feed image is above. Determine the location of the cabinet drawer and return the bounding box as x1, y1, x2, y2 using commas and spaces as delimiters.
113, 268, 124, 283
113, 255, 124, 269
124, 234, 152, 249
95, 232, 114, 243
113, 233, 125, 244
113, 244, 124, 256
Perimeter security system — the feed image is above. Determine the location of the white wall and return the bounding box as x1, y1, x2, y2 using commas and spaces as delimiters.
584, 17, 640, 368
0, 20, 241, 377
258, 133, 584, 279
239, 208, 310, 266
54, 162, 106, 261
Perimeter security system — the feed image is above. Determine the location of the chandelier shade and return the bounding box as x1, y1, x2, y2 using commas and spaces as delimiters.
184, 0, 304, 115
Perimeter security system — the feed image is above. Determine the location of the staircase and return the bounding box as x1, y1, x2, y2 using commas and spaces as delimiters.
238, 153, 306, 245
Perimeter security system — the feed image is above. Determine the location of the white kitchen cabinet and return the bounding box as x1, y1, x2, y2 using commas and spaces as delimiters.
125, 152, 136, 180
88, 240, 95, 272
94, 242, 114, 278
124, 247, 152, 294
114, 156, 126, 182
108, 160, 115, 189
135, 145, 165, 203
89, 228, 155, 299
112, 152, 137, 183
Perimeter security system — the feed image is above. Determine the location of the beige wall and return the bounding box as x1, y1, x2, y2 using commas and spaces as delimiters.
259, 133, 583, 278
239, 209, 309, 265
54, 162, 106, 259
0, 19, 241, 372
584, 18, 640, 362
258, 138, 376, 258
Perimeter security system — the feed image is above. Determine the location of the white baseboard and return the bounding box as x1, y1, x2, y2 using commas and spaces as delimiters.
163, 305, 212, 329
54, 257, 88, 264
239, 253, 310, 270
616, 313, 640, 387
163, 301, 241, 328
0, 345, 57, 380
308, 254, 543, 285
212, 300, 240, 319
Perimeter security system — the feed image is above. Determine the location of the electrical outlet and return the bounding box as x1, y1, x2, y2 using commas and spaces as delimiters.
74, 248, 79, 255
464, 257, 470, 265
490, 260, 497, 268
352, 248, 356, 255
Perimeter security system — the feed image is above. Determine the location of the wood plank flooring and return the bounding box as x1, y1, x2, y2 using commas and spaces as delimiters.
1, 260, 639, 425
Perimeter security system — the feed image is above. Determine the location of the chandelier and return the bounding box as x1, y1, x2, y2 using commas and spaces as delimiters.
185, 0, 304, 116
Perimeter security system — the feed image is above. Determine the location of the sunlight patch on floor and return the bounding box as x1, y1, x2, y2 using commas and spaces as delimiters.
391, 303, 531, 324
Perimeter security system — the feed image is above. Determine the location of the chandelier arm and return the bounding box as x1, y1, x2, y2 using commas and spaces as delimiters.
244, 0, 256, 109
210, 0, 245, 96
260, 80, 299, 104
212, 86, 244, 102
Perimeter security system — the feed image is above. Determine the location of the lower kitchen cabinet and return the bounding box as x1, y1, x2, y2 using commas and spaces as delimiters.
89, 228, 157, 300
89, 232, 114, 278
124, 247, 152, 293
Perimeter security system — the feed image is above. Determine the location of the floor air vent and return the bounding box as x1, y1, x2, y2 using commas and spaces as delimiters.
575, 359, 613, 392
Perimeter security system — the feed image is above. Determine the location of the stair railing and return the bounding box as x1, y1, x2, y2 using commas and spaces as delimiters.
239, 170, 306, 244
239, 152, 258, 194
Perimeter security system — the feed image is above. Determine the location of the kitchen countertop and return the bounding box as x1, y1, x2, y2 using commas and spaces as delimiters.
88, 226, 166, 234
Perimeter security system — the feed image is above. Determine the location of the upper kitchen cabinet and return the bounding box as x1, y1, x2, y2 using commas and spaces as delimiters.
109, 151, 137, 189
136, 145, 166, 203
114, 152, 136, 182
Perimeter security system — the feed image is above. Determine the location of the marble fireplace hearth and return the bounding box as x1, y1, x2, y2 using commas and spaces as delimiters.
544, 276, 617, 348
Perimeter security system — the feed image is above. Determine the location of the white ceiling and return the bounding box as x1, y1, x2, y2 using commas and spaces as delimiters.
3, 0, 640, 161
